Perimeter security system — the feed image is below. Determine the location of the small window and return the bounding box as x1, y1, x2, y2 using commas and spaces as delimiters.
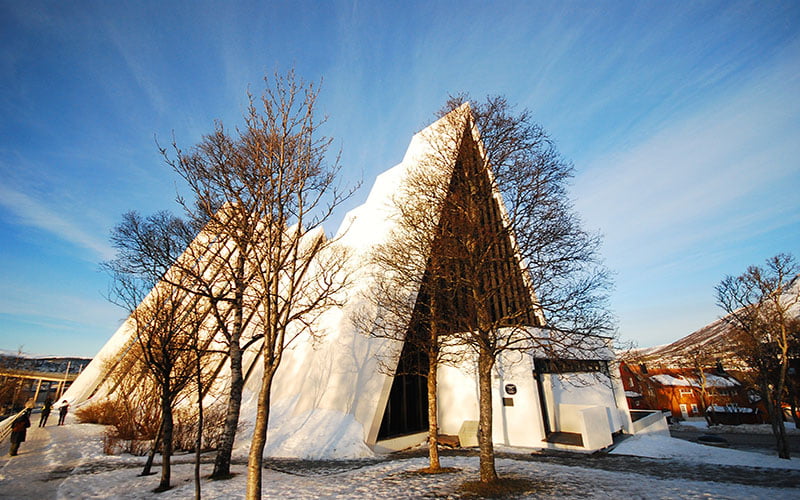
679, 389, 693, 396
691, 404, 699, 414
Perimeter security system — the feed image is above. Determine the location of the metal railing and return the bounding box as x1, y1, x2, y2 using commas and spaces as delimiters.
0, 409, 28, 444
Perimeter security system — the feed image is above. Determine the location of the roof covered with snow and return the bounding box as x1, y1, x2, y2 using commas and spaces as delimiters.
647, 372, 740, 388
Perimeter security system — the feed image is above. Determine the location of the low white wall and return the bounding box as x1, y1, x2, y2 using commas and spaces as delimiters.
556, 403, 613, 451
631, 410, 670, 436
551, 372, 625, 435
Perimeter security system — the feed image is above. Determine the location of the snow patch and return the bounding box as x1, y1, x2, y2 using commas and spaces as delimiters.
612, 433, 800, 469
264, 408, 374, 459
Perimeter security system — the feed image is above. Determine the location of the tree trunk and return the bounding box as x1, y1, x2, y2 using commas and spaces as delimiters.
426, 292, 441, 472
789, 379, 800, 429
762, 381, 791, 459
141, 421, 163, 476
245, 364, 277, 500
157, 389, 174, 491
212, 338, 245, 478
477, 346, 498, 483
427, 352, 441, 471
194, 353, 203, 500
770, 402, 790, 459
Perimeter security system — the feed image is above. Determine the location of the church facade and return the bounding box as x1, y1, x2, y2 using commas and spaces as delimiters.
65, 105, 633, 456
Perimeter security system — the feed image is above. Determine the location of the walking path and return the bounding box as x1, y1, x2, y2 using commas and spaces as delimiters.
0, 421, 83, 498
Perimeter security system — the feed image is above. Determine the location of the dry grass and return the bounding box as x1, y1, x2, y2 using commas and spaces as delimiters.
77, 397, 227, 456
75, 400, 118, 425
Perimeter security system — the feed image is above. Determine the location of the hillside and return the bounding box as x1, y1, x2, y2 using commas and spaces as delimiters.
634, 274, 800, 369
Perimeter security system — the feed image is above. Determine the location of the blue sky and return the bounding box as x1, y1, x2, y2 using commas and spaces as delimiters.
1, 1, 798, 357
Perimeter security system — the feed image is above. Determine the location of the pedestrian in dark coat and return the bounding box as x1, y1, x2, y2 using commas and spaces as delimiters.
9, 409, 31, 456
39, 396, 53, 428
57, 400, 69, 426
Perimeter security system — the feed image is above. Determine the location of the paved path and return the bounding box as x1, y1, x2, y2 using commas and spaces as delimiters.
0, 423, 81, 499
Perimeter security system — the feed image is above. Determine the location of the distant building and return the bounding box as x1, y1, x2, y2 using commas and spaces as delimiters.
620, 362, 761, 423
629, 275, 800, 425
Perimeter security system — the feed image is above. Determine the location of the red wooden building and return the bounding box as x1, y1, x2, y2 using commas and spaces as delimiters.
619, 362, 761, 423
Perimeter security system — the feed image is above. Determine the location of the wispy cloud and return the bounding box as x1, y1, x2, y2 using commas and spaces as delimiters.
102, 20, 169, 118
574, 43, 800, 271
0, 184, 115, 261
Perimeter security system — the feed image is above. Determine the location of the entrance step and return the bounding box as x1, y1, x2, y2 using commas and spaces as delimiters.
545, 431, 584, 447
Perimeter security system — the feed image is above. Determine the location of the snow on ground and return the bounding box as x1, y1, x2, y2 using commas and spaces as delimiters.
675, 418, 800, 434
611, 433, 800, 469
56, 454, 797, 500
2, 417, 799, 499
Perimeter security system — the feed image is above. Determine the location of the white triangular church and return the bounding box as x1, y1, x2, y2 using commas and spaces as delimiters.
66, 105, 634, 457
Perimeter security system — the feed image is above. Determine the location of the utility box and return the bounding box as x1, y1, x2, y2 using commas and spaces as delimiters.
458, 420, 479, 447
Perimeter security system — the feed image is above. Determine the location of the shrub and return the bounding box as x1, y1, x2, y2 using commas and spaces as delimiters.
75, 391, 160, 456
75, 399, 118, 425
172, 403, 227, 452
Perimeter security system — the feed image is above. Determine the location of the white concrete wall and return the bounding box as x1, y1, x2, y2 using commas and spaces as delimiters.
491, 352, 546, 447
437, 360, 480, 437
62, 318, 135, 405
437, 351, 547, 448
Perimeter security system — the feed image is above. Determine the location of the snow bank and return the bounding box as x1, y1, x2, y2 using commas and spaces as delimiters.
264, 408, 374, 459
235, 395, 374, 460
611, 433, 800, 469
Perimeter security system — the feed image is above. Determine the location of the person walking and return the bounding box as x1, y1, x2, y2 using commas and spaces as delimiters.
39, 396, 53, 427
57, 400, 69, 426
9, 408, 31, 456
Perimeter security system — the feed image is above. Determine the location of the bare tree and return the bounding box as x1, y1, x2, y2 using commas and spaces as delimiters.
236, 74, 355, 500
364, 99, 612, 484
359, 113, 465, 472
104, 211, 212, 491
436, 97, 613, 482
716, 253, 799, 459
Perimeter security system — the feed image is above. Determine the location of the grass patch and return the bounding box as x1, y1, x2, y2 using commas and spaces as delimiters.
458, 475, 555, 498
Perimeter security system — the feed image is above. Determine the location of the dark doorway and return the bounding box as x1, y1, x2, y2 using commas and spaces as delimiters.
377, 337, 428, 440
